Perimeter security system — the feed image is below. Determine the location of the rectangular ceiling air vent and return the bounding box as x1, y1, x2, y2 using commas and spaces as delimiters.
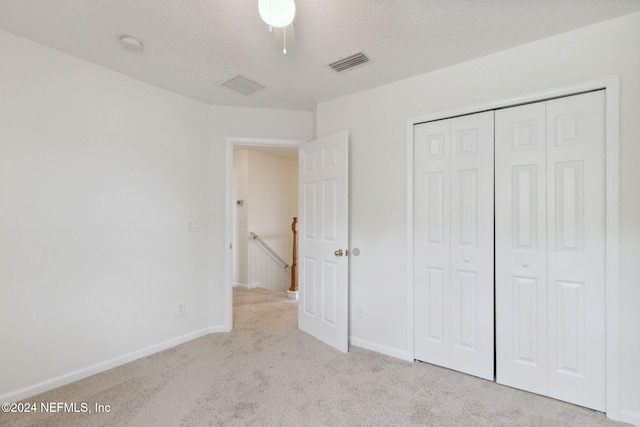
219, 75, 266, 96
328, 52, 370, 73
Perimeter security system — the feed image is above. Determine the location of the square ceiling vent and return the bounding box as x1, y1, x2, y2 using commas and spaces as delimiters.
328, 52, 370, 73
219, 75, 266, 96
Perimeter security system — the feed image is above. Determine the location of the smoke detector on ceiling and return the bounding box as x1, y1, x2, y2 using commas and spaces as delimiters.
219, 75, 266, 96
328, 52, 371, 73
119, 35, 144, 53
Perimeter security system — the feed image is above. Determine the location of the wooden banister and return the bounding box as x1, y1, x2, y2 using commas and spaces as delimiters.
290, 217, 298, 292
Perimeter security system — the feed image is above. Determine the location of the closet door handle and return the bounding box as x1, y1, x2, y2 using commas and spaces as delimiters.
463, 257, 470, 263
521, 261, 529, 268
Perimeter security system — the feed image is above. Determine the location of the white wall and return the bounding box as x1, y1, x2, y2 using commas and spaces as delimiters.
0, 28, 211, 399
248, 149, 298, 266
0, 29, 313, 401
315, 12, 640, 423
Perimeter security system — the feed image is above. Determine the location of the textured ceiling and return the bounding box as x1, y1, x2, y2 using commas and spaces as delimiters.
1, 0, 639, 111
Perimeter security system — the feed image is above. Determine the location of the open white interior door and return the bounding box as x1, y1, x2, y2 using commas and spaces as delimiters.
298, 130, 349, 353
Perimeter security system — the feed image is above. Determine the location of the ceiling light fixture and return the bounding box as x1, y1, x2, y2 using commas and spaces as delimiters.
258, 0, 295, 54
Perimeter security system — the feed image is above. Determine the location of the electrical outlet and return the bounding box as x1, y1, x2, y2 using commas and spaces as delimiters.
356, 304, 365, 319
177, 301, 185, 317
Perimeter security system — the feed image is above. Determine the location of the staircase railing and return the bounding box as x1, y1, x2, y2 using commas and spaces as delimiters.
249, 232, 291, 273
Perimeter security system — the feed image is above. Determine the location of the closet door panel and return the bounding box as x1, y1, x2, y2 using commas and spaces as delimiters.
414, 111, 494, 381
495, 102, 548, 394
546, 91, 605, 411
450, 111, 494, 380
414, 119, 452, 367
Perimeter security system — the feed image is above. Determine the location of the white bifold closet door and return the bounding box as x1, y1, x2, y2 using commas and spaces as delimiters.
495, 91, 606, 410
414, 111, 494, 380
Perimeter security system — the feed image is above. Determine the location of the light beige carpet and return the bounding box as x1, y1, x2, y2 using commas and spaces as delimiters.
0, 288, 628, 427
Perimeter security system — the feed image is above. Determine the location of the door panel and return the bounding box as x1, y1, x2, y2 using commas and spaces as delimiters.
555, 280, 585, 375
322, 260, 337, 324
449, 112, 494, 380
546, 91, 605, 411
427, 173, 446, 244
513, 165, 538, 248
512, 276, 539, 365
298, 130, 349, 353
456, 270, 478, 350
414, 111, 494, 380
302, 257, 317, 316
414, 119, 451, 367
496, 101, 548, 395
456, 170, 478, 245
554, 161, 584, 251
496, 91, 605, 411
425, 267, 445, 342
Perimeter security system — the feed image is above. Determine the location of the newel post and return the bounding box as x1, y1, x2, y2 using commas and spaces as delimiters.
290, 217, 298, 293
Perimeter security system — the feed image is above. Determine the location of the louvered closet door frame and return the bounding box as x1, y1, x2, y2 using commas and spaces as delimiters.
406, 77, 620, 419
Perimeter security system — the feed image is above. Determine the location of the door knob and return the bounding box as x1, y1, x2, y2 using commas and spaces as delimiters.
334, 249, 344, 257
463, 257, 470, 263
521, 261, 529, 268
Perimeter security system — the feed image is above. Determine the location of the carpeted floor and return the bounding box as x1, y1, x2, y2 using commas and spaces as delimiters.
0, 287, 629, 427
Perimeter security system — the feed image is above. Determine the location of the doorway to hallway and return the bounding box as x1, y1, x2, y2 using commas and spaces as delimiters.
232, 144, 299, 294
224, 137, 305, 332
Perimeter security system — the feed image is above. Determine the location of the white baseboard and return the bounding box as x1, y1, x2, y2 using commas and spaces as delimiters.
233, 282, 261, 289
0, 325, 226, 403
620, 409, 640, 426
349, 337, 411, 362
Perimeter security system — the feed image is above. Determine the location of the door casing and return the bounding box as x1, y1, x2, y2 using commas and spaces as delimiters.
406, 76, 620, 419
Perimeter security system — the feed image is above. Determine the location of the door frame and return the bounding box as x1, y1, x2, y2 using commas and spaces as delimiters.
224, 136, 306, 331
406, 76, 620, 418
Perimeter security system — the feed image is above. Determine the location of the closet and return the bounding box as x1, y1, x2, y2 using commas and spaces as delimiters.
413, 90, 606, 410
